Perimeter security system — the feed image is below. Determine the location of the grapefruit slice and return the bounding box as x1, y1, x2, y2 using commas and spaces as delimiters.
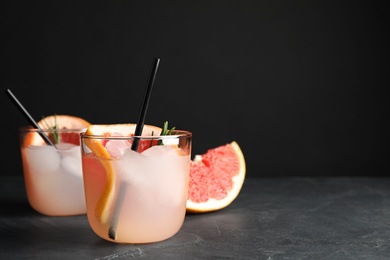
23, 114, 91, 146
186, 141, 246, 213
83, 124, 162, 224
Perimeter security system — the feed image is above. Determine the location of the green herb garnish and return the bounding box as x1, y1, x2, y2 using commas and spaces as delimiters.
157, 121, 177, 145
161, 121, 177, 136
42, 114, 60, 144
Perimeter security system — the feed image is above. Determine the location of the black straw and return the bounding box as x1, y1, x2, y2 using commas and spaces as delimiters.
108, 57, 161, 240
5, 89, 55, 146
131, 58, 161, 151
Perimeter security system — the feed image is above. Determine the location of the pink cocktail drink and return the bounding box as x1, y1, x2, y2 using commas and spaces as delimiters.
81, 126, 191, 243
20, 127, 87, 216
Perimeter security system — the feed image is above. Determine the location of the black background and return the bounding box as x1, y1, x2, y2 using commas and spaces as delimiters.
1, 1, 388, 178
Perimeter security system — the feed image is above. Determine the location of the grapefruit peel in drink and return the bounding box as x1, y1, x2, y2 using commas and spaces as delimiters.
186, 141, 246, 213
23, 114, 91, 147
83, 123, 162, 224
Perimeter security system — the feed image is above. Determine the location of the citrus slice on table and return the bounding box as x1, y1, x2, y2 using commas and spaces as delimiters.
23, 114, 91, 146
83, 124, 162, 224
186, 141, 246, 213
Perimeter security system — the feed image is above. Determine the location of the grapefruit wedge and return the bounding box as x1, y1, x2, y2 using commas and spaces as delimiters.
23, 114, 91, 147
186, 141, 246, 213
82, 124, 162, 224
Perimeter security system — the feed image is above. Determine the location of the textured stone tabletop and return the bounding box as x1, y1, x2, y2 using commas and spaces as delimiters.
1, 176, 389, 259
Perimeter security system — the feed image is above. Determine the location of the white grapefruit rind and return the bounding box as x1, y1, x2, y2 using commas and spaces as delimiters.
186, 141, 246, 213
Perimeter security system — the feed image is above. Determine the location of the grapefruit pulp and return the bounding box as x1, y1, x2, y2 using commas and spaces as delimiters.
187, 141, 246, 213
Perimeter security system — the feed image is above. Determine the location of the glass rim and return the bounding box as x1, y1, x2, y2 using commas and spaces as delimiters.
80, 129, 192, 140
19, 126, 88, 133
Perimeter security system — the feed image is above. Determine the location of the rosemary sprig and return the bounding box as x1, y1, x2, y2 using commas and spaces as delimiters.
161, 121, 176, 136
157, 121, 177, 145
42, 114, 60, 144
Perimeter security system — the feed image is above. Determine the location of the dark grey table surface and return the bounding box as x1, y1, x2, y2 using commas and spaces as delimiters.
1, 175, 389, 259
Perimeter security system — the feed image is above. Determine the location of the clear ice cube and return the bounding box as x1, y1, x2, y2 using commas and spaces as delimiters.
60, 147, 83, 177
105, 139, 132, 158
142, 144, 179, 157
114, 149, 147, 185
25, 145, 61, 174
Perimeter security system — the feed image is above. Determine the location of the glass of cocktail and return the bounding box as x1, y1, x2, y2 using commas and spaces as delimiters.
19, 115, 90, 216
80, 123, 192, 243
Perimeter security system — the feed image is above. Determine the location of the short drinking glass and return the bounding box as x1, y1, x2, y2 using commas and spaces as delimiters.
80, 130, 192, 243
19, 127, 87, 216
